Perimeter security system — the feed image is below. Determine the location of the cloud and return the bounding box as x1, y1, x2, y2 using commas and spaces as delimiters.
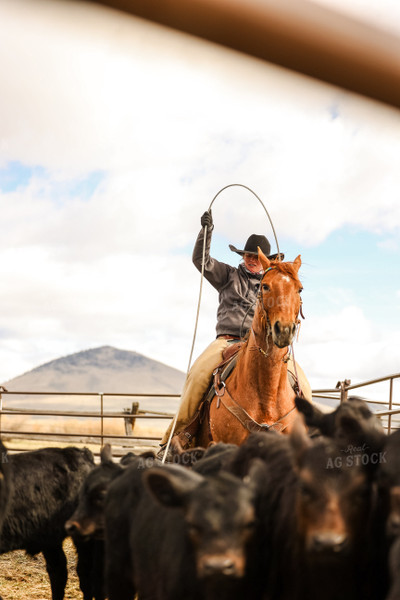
295, 305, 400, 392
0, 242, 204, 378
0, 0, 399, 391
378, 238, 399, 253
1, 1, 400, 249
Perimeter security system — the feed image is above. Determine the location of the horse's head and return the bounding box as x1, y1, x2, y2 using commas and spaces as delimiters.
255, 249, 303, 348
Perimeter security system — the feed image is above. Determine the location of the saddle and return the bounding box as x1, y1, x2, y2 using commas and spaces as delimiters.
173, 343, 243, 449
174, 343, 303, 449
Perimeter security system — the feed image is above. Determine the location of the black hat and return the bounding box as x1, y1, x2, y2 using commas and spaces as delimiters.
229, 234, 284, 260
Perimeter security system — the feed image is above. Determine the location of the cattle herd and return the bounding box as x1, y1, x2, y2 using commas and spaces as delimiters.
1, 396, 400, 600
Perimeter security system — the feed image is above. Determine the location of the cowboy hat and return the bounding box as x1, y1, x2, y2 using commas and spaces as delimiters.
229, 234, 284, 260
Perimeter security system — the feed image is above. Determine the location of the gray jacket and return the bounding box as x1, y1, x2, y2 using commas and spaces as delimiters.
192, 227, 262, 338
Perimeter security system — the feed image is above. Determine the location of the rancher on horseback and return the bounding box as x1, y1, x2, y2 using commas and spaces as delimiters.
160, 210, 312, 450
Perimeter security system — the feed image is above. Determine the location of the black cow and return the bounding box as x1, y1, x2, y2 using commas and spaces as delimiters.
0, 446, 95, 600
387, 536, 400, 600
295, 395, 386, 477
0, 439, 11, 536
65, 444, 124, 541
104, 459, 266, 600
378, 430, 400, 536
228, 430, 299, 600
229, 422, 378, 600
65, 445, 157, 600
65, 445, 157, 540
192, 442, 239, 475
291, 421, 377, 600
375, 429, 400, 599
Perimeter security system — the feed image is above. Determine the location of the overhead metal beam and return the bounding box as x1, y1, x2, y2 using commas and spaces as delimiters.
90, 0, 400, 110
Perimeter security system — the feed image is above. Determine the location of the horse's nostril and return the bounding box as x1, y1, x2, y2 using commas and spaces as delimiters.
274, 321, 296, 338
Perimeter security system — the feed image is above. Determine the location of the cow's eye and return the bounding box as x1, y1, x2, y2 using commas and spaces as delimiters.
299, 482, 316, 500
352, 483, 370, 501
262, 284, 270, 292
243, 519, 256, 531
188, 524, 202, 538
298, 287, 303, 294
92, 488, 107, 507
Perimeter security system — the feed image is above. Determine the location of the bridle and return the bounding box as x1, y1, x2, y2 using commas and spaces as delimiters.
250, 266, 305, 358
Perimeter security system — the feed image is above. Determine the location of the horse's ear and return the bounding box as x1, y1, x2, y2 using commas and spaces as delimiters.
293, 255, 302, 273
258, 246, 270, 271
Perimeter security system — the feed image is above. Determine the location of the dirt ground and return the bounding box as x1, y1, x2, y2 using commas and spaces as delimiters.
0, 538, 81, 600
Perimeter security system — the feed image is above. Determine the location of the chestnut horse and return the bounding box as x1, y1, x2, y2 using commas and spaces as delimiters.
197, 249, 303, 447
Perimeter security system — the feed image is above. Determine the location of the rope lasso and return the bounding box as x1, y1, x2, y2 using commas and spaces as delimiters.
162, 221, 209, 462
208, 184, 280, 256
162, 183, 281, 462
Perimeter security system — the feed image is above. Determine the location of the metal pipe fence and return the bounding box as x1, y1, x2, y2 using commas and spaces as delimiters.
312, 372, 400, 434
0, 372, 399, 453
0, 389, 178, 455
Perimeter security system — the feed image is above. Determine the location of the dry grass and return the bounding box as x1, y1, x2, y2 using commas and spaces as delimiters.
0, 414, 166, 437
0, 415, 165, 455
0, 538, 81, 600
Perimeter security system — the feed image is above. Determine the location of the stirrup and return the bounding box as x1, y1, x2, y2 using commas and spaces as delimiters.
173, 431, 193, 451
156, 433, 191, 461
156, 445, 167, 460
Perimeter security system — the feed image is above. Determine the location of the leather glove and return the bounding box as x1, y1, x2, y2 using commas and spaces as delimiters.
201, 210, 213, 229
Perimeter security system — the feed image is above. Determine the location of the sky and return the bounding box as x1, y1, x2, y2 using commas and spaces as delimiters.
0, 0, 399, 398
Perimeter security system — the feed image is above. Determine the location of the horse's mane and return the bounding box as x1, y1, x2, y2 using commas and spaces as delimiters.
268, 260, 301, 285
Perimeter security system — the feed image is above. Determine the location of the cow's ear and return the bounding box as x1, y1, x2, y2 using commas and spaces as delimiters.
337, 414, 363, 436
290, 414, 312, 465
243, 458, 267, 495
144, 465, 203, 508
295, 396, 324, 428
100, 444, 113, 464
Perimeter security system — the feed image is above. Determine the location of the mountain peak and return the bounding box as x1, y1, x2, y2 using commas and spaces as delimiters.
3, 346, 185, 394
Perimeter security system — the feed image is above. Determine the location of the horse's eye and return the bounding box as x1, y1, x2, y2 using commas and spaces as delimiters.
262, 284, 270, 292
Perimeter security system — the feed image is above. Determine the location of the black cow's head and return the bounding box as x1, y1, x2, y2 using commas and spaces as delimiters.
295, 396, 386, 478
290, 417, 372, 556
144, 461, 265, 579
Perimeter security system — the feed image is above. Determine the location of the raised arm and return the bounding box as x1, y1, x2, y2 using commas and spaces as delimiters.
192, 212, 234, 290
